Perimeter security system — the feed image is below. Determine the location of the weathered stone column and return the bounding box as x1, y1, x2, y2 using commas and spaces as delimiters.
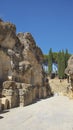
32, 87, 36, 101
42, 87, 47, 98
19, 89, 25, 107
38, 87, 43, 99
2, 81, 19, 108
27, 88, 33, 104
5, 88, 14, 108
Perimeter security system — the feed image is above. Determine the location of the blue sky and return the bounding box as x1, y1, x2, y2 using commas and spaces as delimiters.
0, 0, 73, 54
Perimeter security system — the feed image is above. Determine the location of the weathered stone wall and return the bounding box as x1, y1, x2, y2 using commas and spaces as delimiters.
0, 50, 11, 83
0, 20, 52, 110
17, 32, 44, 86
0, 20, 44, 86
65, 55, 73, 98
0, 20, 17, 49
0, 20, 18, 84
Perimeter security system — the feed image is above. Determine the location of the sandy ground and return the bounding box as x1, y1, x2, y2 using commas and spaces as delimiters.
0, 96, 73, 130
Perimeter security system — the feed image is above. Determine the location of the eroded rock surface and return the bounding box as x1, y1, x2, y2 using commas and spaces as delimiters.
0, 19, 18, 49
0, 50, 11, 83
65, 55, 73, 76
17, 32, 44, 85
65, 55, 73, 98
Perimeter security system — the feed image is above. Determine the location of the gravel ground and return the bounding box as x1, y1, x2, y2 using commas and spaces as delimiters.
0, 96, 73, 130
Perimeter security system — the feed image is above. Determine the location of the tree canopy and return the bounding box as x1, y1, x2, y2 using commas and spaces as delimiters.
43, 49, 71, 78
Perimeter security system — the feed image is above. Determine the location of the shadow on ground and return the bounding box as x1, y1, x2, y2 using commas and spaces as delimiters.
0, 110, 9, 114
0, 110, 9, 119
0, 116, 4, 119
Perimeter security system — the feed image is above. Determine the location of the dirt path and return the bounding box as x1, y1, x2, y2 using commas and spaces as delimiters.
0, 95, 73, 130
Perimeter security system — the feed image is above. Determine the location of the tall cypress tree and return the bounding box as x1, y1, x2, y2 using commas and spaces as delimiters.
58, 50, 65, 79
61, 50, 65, 78
48, 48, 53, 75
65, 49, 70, 68
58, 51, 61, 78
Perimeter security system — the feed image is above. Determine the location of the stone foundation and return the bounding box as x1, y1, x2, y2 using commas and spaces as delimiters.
0, 80, 51, 110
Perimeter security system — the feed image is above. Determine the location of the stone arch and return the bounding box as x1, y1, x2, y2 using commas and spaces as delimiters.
5, 99, 10, 109
1, 104, 4, 110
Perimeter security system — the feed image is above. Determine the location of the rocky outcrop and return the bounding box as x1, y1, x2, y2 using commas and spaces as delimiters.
0, 19, 18, 49
0, 20, 22, 84
0, 20, 52, 110
65, 55, 73, 76
65, 55, 73, 98
0, 50, 11, 83
17, 32, 44, 85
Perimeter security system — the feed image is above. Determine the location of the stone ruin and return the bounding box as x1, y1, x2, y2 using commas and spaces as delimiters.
65, 55, 73, 98
0, 20, 52, 110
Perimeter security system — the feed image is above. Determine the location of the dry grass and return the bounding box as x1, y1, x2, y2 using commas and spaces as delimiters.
49, 77, 69, 95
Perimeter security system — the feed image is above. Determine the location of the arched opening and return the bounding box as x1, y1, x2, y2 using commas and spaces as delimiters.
5, 99, 10, 109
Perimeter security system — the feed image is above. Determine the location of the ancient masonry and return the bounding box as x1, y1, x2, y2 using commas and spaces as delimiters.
0, 19, 52, 110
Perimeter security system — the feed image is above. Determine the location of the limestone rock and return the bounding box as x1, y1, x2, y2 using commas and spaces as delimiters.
3, 81, 17, 89
65, 55, 73, 75
0, 20, 52, 110
17, 32, 43, 63
0, 20, 22, 84
65, 55, 73, 97
0, 20, 18, 49
0, 50, 11, 83
17, 32, 44, 86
